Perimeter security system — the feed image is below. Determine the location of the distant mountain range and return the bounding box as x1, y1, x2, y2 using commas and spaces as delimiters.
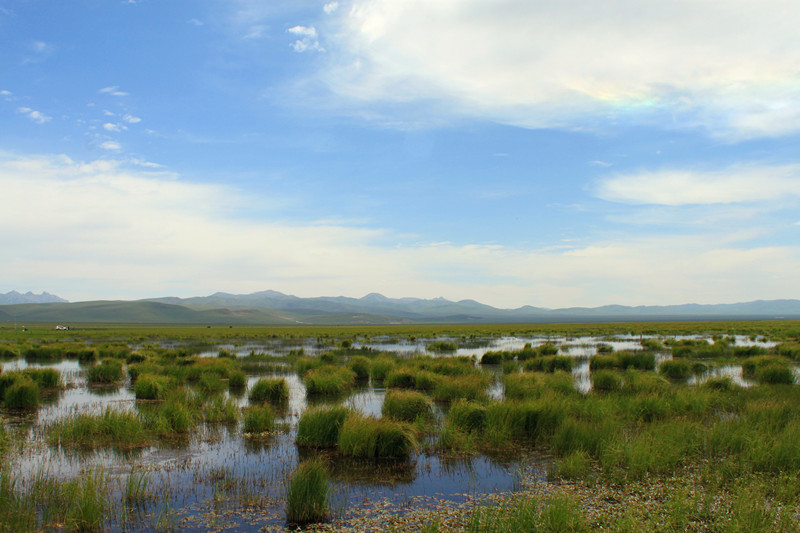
0, 289, 799, 324
0, 291, 68, 305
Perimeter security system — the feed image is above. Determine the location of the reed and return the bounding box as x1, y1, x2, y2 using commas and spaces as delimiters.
755, 364, 795, 385
370, 356, 396, 382
659, 359, 691, 380
523, 355, 573, 373
203, 396, 240, 425
347, 356, 371, 380
134, 373, 171, 400
432, 373, 489, 402
3, 378, 39, 409
447, 399, 487, 433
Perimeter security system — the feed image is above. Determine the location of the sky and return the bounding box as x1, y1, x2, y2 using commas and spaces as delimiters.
2, 0, 800, 309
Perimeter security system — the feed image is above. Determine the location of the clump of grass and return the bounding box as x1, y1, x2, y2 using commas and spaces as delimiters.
337, 413, 418, 458
447, 399, 487, 433
134, 374, 171, 400
199, 373, 227, 394
64, 470, 108, 533
228, 370, 246, 390
427, 340, 458, 353
48, 408, 150, 449
592, 370, 622, 392
485, 399, 567, 445
659, 359, 691, 380
480, 351, 504, 365
86, 359, 123, 385
382, 389, 432, 422
622, 370, 670, 393
22, 368, 62, 390
243, 404, 275, 434
347, 356, 371, 380
504, 372, 546, 400
555, 450, 592, 480
285, 457, 330, 525
4, 378, 39, 409
370, 356, 396, 382
700, 376, 736, 391
432, 374, 488, 402
297, 405, 351, 448
523, 355, 574, 373
304, 366, 355, 396
467, 493, 589, 532
756, 364, 795, 385
596, 343, 614, 353
742, 355, 789, 377
249, 377, 290, 404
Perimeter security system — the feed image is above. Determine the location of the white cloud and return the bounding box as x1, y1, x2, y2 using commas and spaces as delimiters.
317, 0, 800, 138
17, 107, 51, 124
100, 141, 122, 151
103, 123, 124, 132
288, 25, 324, 52
122, 113, 141, 124
188, 18, 204, 26
597, 164, 800, 205
98, 86, 129, 97
323, 2, 339, 15
1, 151, 798, 307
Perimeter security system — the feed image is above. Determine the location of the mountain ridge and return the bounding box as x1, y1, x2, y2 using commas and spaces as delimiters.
1, 290, 799, 324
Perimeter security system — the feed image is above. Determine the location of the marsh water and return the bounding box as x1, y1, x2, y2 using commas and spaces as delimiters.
0, 333, 778, 530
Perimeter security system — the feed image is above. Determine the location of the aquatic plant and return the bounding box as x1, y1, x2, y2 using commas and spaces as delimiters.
285, 457, 330, 525
592, 370, 622, 392
134, 374, 171, 400
447, 399, 487, 433
86, 359, 123, 385
22, 368, 62, 389
243, 404, 275, 434
370, 356, 396, 381
228, 370, 246, 390
523, 355, 573, 373
480, 351, 504, 365
48, 408, 150, 449
337, 413, 418, 459
203, 396, 240, 425
382, 389, 432, 422
3, 378, 39, 409
304, 366, 356, 396
426, 340, 458, 353
432, 373, 488, 402
297, 405, 351, 448
347, 356, 371, 380
755, 364, 795, 385
659, 359, 691, 380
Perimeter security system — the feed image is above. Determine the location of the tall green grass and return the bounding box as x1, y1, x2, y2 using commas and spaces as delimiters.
297, 405, 351, 448
48, 408, 151, 449
86, 359, 124, 385
303, 366, 356, 396
382, 389, 432, 422
285, 457, 329, 525
243, 404, 275, 434
337, 413, 418, 458
249, 377, 290, 404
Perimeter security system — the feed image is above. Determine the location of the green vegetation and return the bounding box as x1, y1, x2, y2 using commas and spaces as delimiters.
658, 359, 691, 380
337, 413, 418, 459
243, 404, 275, 434
297, 405, 351, 448
382, 389, 432, 422
134, 374, 171, 400
86, 359, 124, 385
285, 457, 330, 525
248, 377, 290, 404
48, 409, 150, 449
303, 366, 356, 396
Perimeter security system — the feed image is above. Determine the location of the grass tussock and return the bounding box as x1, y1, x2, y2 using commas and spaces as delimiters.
285, 457, 330, 525
338, 413, 418, 459
249, 377, 290, 404
382, 389, 433, 422
86, 359, 124, 385
243, 404, 275, 434
297, 405, 351, 448
303, 366, 356, 396
48, 408, 151, 449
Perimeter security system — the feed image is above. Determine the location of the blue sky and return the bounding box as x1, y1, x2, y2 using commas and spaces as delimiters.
2, 0, 800, 308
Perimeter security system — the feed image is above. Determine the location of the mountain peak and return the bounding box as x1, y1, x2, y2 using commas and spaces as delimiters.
0, 290, 68, 305
361, 292, 389, 302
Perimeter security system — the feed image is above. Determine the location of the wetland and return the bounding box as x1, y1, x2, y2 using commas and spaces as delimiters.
1, 321, 800, 532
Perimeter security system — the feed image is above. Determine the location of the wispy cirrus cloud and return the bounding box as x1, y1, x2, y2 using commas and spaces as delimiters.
312, 0, 800, 139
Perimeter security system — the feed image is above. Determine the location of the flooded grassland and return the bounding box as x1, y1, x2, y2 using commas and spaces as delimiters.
1, 321, 799, 532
